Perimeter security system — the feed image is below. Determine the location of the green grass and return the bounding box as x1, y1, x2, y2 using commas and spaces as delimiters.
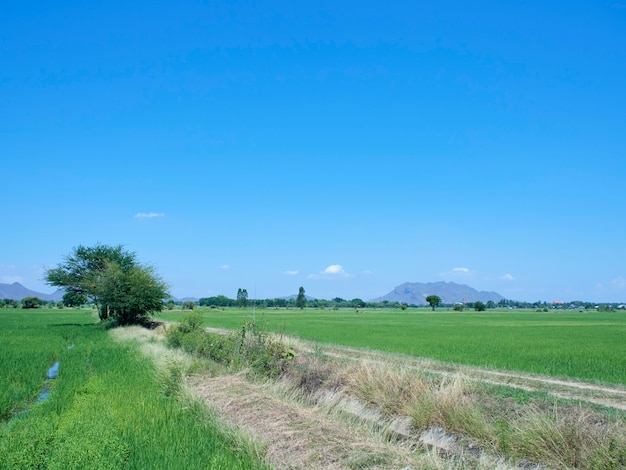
0, 308, 268, 469
158, 307, 626, 384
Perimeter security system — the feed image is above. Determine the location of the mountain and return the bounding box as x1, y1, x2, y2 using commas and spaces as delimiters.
372, 281, 504, 305
0, 282, 65, 302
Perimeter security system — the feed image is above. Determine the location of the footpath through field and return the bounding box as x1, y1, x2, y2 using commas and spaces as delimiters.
205, 326, 626, 413
317, 343, 626, 412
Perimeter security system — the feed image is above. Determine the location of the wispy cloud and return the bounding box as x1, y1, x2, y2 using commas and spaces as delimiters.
220, 264, 231, 270
501, 274, 515, 281
2, 275, 23, 284
135, 212, 165, 219
362, 270, 375, 275
0, 264, 16, 270
282, 270, 299, 275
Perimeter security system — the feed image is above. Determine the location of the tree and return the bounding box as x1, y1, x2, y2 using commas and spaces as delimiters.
474, 301, 486, 311
22, 296, 43, 309
182, 301, 195, 310
425, 295, 441, 311
236, 288, 248, 308
63, 291, 87, 308
45, 244, 168, 325
296, 287, 307, 309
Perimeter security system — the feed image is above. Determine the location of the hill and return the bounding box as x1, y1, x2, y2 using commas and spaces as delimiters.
0, 282, 65, 302
372, 281, 504, 305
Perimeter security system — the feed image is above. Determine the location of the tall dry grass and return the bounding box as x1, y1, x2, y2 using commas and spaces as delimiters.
281, 347, 626, 469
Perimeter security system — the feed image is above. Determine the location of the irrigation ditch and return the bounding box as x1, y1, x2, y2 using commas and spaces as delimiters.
10, 343, 76, 420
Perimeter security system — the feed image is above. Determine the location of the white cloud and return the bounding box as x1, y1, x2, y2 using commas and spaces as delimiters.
309, 264, 350, 280
362, 270, 375, 275
323, 264, 345, 275
0, 264, 16, 270
501, 274, 515, 281
2, 275, 23, 284
440, 267, 473, 277
220, 264, 231, 270
282, 270, 299, 275
135, 212, 165, 219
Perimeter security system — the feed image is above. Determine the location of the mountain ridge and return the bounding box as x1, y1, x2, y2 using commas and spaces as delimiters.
0, 282, 65, 302
371, 281, 504, 305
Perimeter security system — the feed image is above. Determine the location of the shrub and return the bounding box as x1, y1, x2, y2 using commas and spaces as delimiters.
166, 319, 295, 378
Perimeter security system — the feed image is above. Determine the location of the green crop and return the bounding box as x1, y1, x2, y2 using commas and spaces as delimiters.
0, 308, 268, 469
158, 308, 626, 384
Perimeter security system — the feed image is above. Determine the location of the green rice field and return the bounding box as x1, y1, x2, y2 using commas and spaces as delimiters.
0, 308, 267, 469
157, 307, 626, 385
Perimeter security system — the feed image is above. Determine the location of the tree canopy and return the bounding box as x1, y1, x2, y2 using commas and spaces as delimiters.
45, 244, 168, 325
236, 288, 248, 308
425, 295, 442, 311
296, 287, 307, 309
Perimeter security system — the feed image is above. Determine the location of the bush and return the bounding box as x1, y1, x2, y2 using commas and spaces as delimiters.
21, 297, 43, 309
165, 319, 295, 378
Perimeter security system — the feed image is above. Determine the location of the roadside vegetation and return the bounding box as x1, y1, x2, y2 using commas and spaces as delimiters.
162, 310, 626, 469
0, 308, 268, 469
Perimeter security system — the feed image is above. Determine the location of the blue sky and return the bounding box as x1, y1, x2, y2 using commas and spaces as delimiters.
2, 1, 625, 302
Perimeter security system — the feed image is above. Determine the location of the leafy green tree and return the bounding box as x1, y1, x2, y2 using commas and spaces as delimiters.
21, 296, 43, 309
45, 244, 168, 325
236, 288, 248, 308
296, 287, 307, 309
425, 295, 441, 311
182, 301, 195, 310
453, 303, 464, 311
474, 301, 486, 311
0, 298, 18, 308
352, 298, 366, 308
486, 300, 496, 309
63, 291, 87, 308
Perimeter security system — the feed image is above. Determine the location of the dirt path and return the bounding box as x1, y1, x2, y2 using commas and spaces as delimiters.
189, 374, 421, 470
316, 343, 626, 411
203, 326, 626, 411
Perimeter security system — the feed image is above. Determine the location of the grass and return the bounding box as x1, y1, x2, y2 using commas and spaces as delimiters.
164, 316, 626, 469
283, 345, 626, 469
0, 308, 268, 469
157, 307, 626, 384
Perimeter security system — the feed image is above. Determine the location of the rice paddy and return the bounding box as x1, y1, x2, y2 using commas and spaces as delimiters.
157, 307, 626, 384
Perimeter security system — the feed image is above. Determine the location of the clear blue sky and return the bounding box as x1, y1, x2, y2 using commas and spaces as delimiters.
2, 1, 625, 302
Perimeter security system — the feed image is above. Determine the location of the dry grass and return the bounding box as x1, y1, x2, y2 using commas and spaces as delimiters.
339, 361, 430, 417
117, 324, 626, 469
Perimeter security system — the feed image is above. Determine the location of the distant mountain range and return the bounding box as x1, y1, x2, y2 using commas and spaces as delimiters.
372, 281, 504, 305
0, 282, 65, 302
1, 281, 504, 306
